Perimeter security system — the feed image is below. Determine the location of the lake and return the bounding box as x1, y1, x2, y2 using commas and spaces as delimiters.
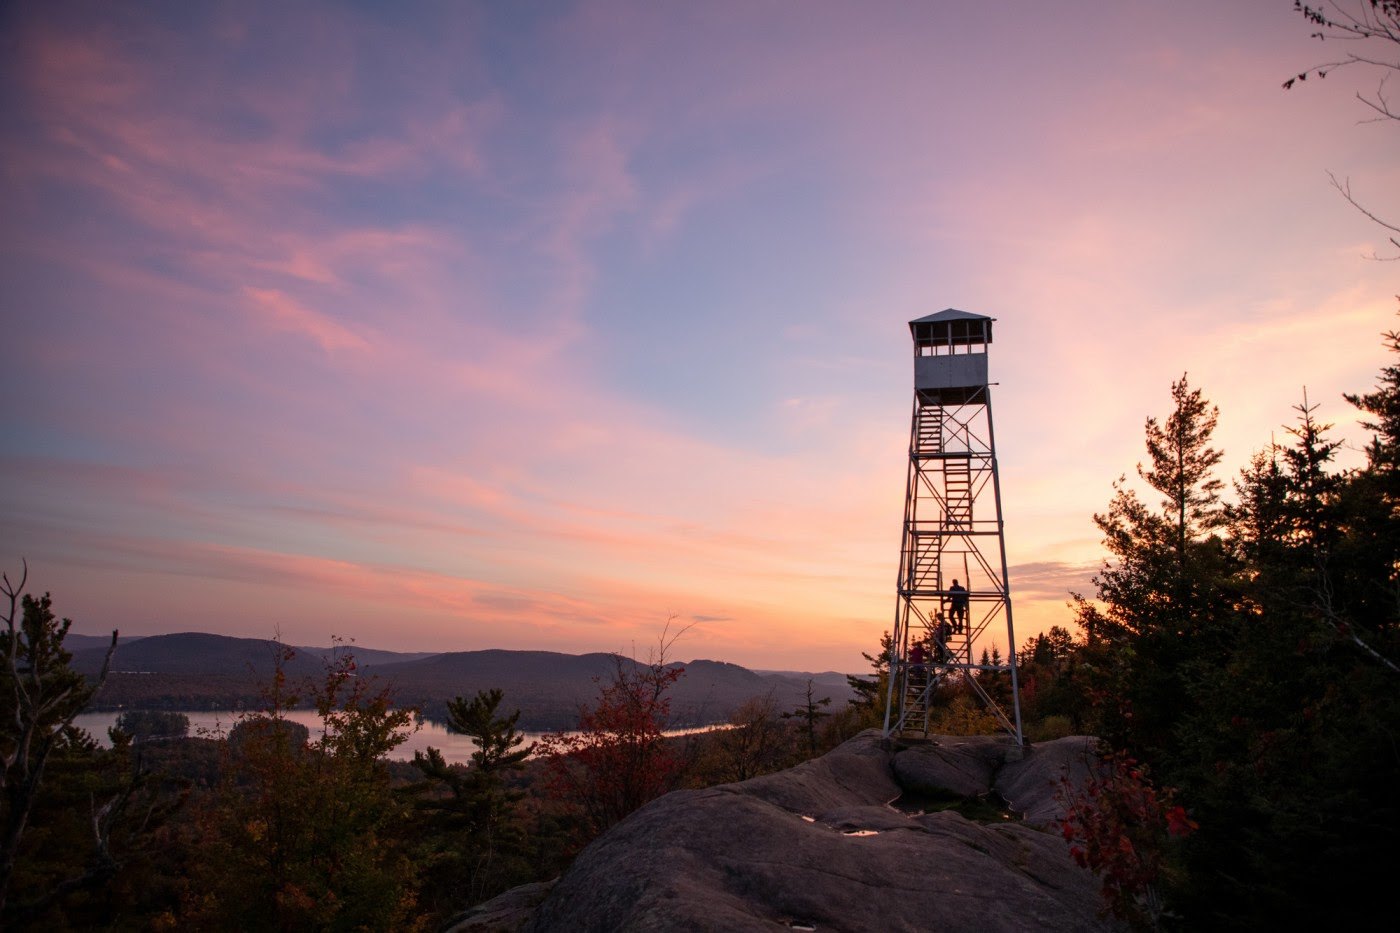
74, 709, 564, 765
71, 710, 723, 765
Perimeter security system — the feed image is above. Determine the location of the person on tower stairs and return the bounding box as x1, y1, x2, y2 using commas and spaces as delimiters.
909, 640, 927, 687
935, 614, 954, 663
948, 579, 969, 634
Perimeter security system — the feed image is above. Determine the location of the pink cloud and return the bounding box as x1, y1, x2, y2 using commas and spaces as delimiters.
9, 16, 498, 262
10, 516, 816, 658
242, 287, 372, 355
19, 1, 1393, 675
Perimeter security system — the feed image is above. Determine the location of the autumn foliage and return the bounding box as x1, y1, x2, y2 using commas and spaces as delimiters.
182, 645, 422, 931
1058, 750, 1196, 928
538, 646, 685, 840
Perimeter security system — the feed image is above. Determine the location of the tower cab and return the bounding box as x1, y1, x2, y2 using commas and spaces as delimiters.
910, 309, 994, 406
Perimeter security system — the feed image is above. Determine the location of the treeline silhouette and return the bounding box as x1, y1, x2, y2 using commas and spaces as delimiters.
991, 334, 1398, 927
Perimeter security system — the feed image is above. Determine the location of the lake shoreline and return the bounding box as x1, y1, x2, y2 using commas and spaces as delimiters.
73, 709, 727, 765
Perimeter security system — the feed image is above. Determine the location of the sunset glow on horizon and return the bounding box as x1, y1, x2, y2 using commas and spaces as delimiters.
2, 1, 1395, 672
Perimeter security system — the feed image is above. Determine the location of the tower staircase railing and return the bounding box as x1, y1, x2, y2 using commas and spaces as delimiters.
944, 457, 972, 527
916, 405, 942, 455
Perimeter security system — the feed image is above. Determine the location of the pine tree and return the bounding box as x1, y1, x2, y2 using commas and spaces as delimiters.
1, 568, 116, 918
1345, 326, 1400, 478
1093, 375, 1230, 643
1170, 379, 1398, 926
1142, 375, 1226, 557
1081, 376, 1237, 757
780, 679, 831, 757
844, 631, 892, 725
411, 689, 536, 913
1078, 351, 1400, 926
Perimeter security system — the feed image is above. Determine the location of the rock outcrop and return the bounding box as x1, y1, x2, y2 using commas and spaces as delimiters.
454, 731, 1113, 932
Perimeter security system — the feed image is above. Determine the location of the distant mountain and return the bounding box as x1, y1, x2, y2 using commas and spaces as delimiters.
73, 632, 315, 677
310, 645, 439, 666
751, 670, 854, 690
70, 632, 435, 676
64, 633, 134, 652
74, 633, 436, 712
77, 632, 854, 730
366, 651, 849, 730
366, 650, 628, 729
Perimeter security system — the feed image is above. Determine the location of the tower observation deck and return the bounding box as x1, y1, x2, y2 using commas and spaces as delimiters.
882, 309, 1024, 745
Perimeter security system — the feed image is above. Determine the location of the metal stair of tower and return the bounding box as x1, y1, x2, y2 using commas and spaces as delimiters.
916, 404, 942, 455
901, 669, 931, 733
908, 533, 939, 594
890, 635, 938, 735
944, 454, 972, 527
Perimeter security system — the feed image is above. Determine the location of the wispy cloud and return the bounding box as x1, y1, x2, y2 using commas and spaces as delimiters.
1008, 561, 1100, 602
4, 1, 1395, 671
243, 288, 372, 355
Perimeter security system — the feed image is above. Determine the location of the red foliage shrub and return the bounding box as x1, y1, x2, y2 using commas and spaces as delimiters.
1058, 749, 1197, 928
538, 651, 685, 839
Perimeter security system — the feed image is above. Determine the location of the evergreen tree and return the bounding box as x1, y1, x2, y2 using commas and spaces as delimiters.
844, 630, 892, 725
1347, 327, 1400, 477
1082, 376, 1238, 758
1142, 376, 1226, 552
8, 727, 185, 929
1170, 381, 1397, 927
1016, 626, 1086, 738
186, 645, 422, 931
1, 568, 116, 919
1336, 328, 1400, 641
1093, 375, 1229, 643
1229, 394, 1343, 609
780, 679, 831, 757
1277, 393, 1344, 550
1074, 351, 1400, 927
411, 689, 536, 912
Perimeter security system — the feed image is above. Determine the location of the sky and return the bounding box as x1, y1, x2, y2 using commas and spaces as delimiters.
1, 1, 1395, 673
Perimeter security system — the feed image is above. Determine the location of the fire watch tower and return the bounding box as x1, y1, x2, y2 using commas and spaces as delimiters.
882, 309, 1024, 745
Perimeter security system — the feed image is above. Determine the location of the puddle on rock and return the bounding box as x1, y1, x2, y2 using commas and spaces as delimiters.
890, 790, 1021, 823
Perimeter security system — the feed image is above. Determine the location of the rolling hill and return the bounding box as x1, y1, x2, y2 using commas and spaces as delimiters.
75, 633, 854, 730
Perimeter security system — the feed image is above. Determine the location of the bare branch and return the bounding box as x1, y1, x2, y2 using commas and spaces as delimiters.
1313, 553, 1400, 673
7, 787, 128, 924
1327, 171, 1400, 259
1287, 5, 1399, 256
3, 561, 29, 739
0, 570, 119, 915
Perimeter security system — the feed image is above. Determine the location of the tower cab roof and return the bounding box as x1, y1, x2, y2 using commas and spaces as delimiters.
909, 309, 994, 347
908, 308, 993, 325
